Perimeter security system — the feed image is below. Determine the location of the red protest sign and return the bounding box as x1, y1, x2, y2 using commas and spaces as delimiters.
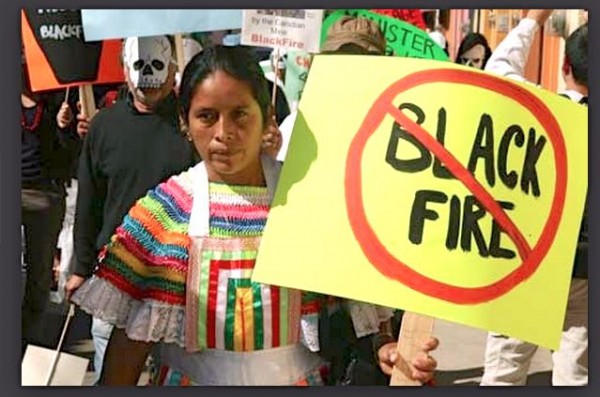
21, 10, 124, 92
345, 68, 567, 304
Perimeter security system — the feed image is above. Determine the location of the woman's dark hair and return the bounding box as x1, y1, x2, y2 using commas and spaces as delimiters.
422, 11, 436, 31
179, 45, 271, 125
455, 32, 492, 68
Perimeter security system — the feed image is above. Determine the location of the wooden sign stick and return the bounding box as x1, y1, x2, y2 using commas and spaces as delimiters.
174, 34, 186, 75
44, 304, 75, 385
390, 312, 435, 386
271, 47, 280, 109
78, 83, 97, 121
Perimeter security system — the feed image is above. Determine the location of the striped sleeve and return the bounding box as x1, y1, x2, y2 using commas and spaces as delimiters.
72, 170, 195, 346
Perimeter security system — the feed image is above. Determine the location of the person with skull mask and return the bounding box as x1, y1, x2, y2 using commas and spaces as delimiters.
66, 35, 197, 383
454, 32, 493, 70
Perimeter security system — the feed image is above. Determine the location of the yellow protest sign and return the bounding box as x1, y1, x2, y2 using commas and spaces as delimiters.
252, 55, 587, 350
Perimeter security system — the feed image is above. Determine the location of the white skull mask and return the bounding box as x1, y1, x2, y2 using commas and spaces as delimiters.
123, 36, 173, 89
458, 44, 486, 69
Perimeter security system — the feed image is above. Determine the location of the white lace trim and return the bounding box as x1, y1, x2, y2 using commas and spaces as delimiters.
72, 276, 185, 347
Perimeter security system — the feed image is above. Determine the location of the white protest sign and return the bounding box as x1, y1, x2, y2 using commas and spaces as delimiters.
22, 346, 89, 386
241, 9, 324, 53
21, 304, 89, 386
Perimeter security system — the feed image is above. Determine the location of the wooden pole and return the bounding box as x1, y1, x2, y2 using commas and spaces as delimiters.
174, 34, 186, 75
44, 304, 76, 386
271, 48, 280, 109
389, 312, 435, 386
78, 84, 97, 121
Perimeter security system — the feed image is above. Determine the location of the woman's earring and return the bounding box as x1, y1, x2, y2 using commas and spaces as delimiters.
181, 126, 192, 142
180, 121, 192, 142
179, 115, 192, 141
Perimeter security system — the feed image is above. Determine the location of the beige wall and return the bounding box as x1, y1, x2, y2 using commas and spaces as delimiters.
459, 9, 586, 91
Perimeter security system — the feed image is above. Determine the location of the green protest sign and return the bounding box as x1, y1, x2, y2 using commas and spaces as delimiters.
284, 50, 312, 107
320, 9, 449, 61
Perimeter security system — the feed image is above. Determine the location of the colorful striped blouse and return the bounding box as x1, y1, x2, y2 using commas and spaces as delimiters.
186, 181, 302, 351
83, 168, 324, 351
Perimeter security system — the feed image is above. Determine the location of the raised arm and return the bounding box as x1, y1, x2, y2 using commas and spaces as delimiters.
485, 10, 553, 81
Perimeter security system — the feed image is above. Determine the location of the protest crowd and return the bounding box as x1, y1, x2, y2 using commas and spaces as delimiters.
20, 8, 587, 386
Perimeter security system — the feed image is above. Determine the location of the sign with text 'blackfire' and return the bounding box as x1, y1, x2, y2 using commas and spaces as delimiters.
242, 9, 323, 53
21, 9, 123, 92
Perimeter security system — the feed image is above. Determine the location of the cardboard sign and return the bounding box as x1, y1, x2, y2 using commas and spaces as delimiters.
21, 304, 89, 386
321, 9, 449, 61
81, 9, 243, 41
241, 9, 324, 53
22, 345, 89, 386
21, 9, 123, 92
252, 55, 587, 350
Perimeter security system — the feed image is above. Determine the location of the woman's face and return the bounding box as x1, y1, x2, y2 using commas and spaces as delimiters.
187, 70, 266, 184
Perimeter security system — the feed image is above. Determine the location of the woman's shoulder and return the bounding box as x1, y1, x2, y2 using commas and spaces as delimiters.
160, 166, 197, 198
132, 166, 199, 229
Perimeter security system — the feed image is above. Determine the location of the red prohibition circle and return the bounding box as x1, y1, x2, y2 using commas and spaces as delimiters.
345, 68, 567, 304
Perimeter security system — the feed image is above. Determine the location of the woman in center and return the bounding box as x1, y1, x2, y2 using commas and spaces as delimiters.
72, 45, 437, 386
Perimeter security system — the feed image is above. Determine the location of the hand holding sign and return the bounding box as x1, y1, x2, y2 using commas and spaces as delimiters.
74, 89, 98, 139
378, 313, 438, 385
56, 101, 73, 129
526, 9, 554, 26
262, 115, 283, 158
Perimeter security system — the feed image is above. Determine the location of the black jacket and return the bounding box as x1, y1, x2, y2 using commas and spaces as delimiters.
21, 93, 79, 186
73, 92, 197, 277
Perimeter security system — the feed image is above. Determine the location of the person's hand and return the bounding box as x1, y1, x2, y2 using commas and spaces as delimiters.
262, 115, 283, 159
377, 337, 439, 383
526, 9, 554, 27
65, 274, 86, 300
56, 101, 73, 129
75, 101, 99, 138
76, 113, 91, 138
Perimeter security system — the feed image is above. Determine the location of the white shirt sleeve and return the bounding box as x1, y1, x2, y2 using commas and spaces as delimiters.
484, 18, 541, 82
